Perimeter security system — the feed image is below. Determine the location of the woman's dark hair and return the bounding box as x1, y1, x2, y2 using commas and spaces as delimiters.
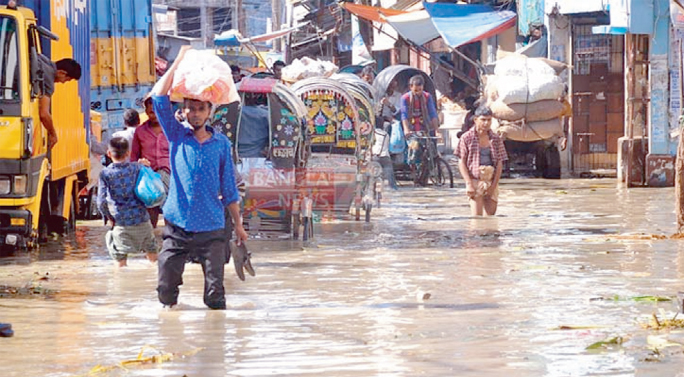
108, 136, 129, 159
473, 105, 493, 118
123, 108, 140, 127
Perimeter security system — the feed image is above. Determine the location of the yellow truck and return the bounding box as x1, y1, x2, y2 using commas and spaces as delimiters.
0, 1, 90, 248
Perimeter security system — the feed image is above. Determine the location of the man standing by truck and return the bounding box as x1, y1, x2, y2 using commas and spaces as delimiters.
38, 55, 82, 149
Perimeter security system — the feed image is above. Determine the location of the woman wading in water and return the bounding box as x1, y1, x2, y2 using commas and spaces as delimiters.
457, 106, 508, 216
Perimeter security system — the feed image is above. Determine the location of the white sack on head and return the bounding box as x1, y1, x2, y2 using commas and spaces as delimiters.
170, 50, 240, 105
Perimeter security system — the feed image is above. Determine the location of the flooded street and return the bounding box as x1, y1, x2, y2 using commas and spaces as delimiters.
2, 178, 684, 377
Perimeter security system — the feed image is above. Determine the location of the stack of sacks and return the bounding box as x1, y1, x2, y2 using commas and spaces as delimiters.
281, 58, 339, 82
170, 50, 240, 105
485, 55, 567, 142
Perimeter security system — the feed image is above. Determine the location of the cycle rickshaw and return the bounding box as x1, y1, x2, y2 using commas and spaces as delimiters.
332, 73, 384, 220
212, 77, 309, 238
373, 65, 454, 188
291, 77, 374, 221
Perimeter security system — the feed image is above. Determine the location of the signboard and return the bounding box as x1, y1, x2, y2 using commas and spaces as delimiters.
670, 31, 683, 135
672, 0, 684, 28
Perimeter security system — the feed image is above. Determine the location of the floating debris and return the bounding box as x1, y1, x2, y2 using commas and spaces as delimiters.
605, 234, 667, 241
642, 313, 684, 330
646, 334, 683, 350
586, 336, 624, 350
590, 295, 672, 303
550, 325, 604, 331
81, 346, 204, 376
0, 284, 55, 298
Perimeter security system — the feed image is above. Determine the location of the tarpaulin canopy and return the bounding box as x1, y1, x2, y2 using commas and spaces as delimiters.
423, 2, 516, 48
384, 10, 440, 46
339, 2, 407, 24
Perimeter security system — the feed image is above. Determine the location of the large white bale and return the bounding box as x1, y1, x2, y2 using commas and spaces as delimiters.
492, 74, 564, 105
494, 55, 557, 77
490, 99, 564, 122
493, 118, 563, 142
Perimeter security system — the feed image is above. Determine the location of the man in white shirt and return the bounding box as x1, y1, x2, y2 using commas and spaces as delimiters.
112, 108, 140, 146
372, 125, 397, 190
378, 80, 402, 125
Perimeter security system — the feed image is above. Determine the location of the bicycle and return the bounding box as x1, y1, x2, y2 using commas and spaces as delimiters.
409, 134, 454, 188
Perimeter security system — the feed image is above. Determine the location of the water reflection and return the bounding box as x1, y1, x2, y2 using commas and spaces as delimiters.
0, 179, 683, 376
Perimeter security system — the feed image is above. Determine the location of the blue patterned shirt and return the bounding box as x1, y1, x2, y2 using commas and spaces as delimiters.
152, 95, 239, 232
97, 162, 150, 226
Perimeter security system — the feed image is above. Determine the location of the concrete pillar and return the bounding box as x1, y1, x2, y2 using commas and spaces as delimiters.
546, 11, 572, 176
646, 0, 674, 186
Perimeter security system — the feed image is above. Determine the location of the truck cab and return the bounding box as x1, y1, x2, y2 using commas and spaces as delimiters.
0, 2, 90, 248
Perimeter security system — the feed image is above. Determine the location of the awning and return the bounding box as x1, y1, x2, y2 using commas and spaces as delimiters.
423, 2, 517, 48
339, 2, 406, 24
373, 23, 398, 51
384, 10, 440, 46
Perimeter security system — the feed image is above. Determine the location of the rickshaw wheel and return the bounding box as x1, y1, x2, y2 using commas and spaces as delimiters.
429, 158, 454, 188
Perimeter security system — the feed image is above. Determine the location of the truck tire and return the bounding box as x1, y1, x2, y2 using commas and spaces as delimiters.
38, 192, 49, 244
543, 146, 561, 179
86, 187, 100, 220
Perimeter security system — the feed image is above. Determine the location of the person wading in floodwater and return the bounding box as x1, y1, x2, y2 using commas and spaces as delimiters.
457, 106, 508, 216
131, 97, 170, 228
150, 46, 248, 310
400, 75, 439, 184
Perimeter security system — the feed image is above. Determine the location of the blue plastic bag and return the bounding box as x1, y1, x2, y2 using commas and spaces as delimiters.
389, 120, 406, 154
135, 166, 166, 208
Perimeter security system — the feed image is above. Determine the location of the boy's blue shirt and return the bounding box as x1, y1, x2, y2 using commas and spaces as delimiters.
152, 95, 239, 232
97, 162, 150, 226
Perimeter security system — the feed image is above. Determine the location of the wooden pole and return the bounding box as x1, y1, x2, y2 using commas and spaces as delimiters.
626, 34, 635, 188
676, 119, 684, 232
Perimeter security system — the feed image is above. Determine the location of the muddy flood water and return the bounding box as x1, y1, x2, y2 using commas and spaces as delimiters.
2, 179, 684, 377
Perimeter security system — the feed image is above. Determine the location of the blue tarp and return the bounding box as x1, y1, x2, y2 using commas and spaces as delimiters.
215, 31, 242, 47
422, 2, 517, 48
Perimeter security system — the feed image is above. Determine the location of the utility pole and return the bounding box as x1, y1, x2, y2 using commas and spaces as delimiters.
235, 0, 245, 36
272, 0, 282, 52
677, 116, 684, 232
200, 0, 208, 48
